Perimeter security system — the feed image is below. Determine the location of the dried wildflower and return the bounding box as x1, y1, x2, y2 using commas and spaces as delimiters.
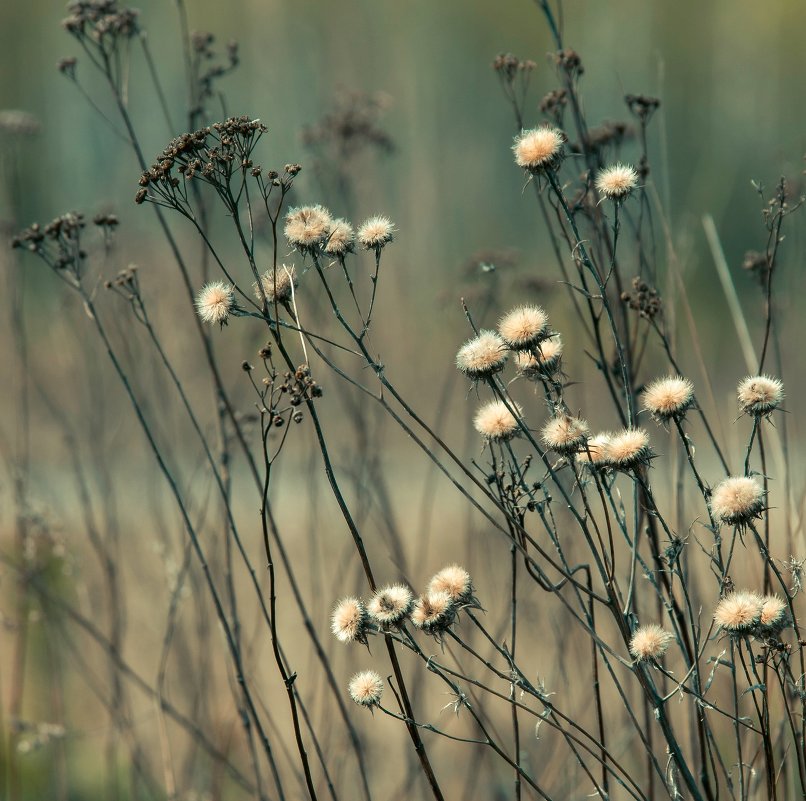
629, 624, 673, 661
642, 376, 694, 423
331, 597, 369, 644
348, 670, 383, 707
737, 375, 784, 417
428, 565, 474, 605
607, 428, 652, 470
541, 415, 589, 456
284, 205, 333, 252
621, 277, 661, 320
512, 126, 565, 172
714, 591, 763, 633
709, 476, 765, 526
356, 215, 394, 250
498, 305, 550, 350
576, 433, 613, 469
195, 282, 234, 325
595, 164, 639, 200
473, 400, 522, 442
515, 335, 563, 378
367, 584, 414, 626
253, 265, 297, 304
410, 591, 455, 634
455, 330, 508, 380
757, 595, 788, 635
324, 218, 355, 257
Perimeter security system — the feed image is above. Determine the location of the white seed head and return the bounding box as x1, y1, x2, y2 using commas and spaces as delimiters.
348, 670, 384, 707
253, 264, 298, 304
331, 597, 369, 644
367, 584, 414, 625
541, 415, 590, 455
498, 305, 549, 349
473, 400, 522, 442
410, 591, 455, 633
512, 126, 565, 171
456, 330, 508, 379
576, 433, 613, 469
356, 215, 394, 250
607, 428, 652, 470
595, 163, 639, 199
737, 375, 784, 416
709, 476, 765, 525
323, 218, 355, 256
714, 591, 763, 633
642, 376, 694, 422
195, 281, 234, 325
629, 624, 673, 661
515, 335, 563, 379
285, 205, 333, 250
427, 565, 473, 604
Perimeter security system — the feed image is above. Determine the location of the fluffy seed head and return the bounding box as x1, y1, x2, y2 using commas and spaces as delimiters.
629, 624, 673, 661
512, 126, 565, 171
576, 433, 613, 469
714, 591, 763, 633
367, 584, 414, 626
595, 163, 639, 200
410, 591, 455, 633
642, 376, 695, 422
331, 597, 369, 644
515, 335, 563, 378
607, 428, 652, 469
356, 215, 394, 250
253, 264, 298, 304
737, 375, 784, 416
284, 205, 333, 251
541, 415, 590, 455
758, 595, 789, 634
428, 565, 473, 605
473, 400, 522, 442
348, 670, 383, 707
456, 330, 508, 379
324, 218, 355, 256
498, 305, 549, 349
709, 476, 765, 525
195, 281, 234, 325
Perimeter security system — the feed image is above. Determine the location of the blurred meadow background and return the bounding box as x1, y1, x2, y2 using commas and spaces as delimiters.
2, 1, 806, 799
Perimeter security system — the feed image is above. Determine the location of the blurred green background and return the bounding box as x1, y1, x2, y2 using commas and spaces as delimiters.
2, 2, 806, 799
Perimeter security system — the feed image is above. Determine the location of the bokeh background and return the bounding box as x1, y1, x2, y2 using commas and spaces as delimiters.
2, 1, 806, 799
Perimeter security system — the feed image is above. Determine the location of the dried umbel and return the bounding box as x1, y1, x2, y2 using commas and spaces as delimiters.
356, 216, 394, 251
456, 330, 508, 380
642, 376, 694, 423
331, 597, 369, 644
348, 670, 383, 707
714, 591, 763, 634
410, 591, 455, 634
253, 265, 298, 304
515, 335, 563, 379
541, 415, 589, 456
367, 584, 414, 626
512, 126, 565, 172
629, 624, 673, 662
427, 565, 474, 605
606, 428, 652, 470
498, 305, 549, 349
473, 400, 522, 442
195, 282, 234, 326
324, 218, 355, 257
709, 476, 765, 526
737, 375, 784, 417
285, 205, 334, 253
595, 163, 639, 200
